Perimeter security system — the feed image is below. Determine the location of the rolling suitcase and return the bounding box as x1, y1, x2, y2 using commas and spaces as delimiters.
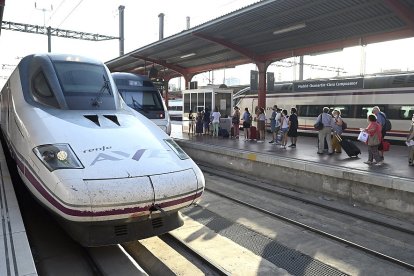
336, 134, 361, 157
249, 126, 258, 140
219, 128, 230, 138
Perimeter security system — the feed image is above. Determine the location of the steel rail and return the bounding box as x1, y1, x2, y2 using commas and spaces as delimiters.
200, 164, 414, 235
161, 233, 231, 276
204, 184, 414, 271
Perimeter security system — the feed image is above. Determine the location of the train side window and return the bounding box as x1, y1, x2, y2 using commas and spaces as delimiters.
358, 106, 372, 118
32, 71, 59, 108
357, 105, 385, 118
398, 105, 414, 120
307, 105, 324, 117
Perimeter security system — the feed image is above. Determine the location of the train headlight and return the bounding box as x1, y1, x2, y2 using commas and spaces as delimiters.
164, 139, 189, 160
33, 144, 84, 171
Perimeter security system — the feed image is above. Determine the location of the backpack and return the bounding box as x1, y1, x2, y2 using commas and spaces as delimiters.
341, 120, 347, 131
379, 112, 392, 132
246, 112, 252, 123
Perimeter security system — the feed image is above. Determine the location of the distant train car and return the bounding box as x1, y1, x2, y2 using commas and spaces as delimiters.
111, 72, 171, 135
234, 74, 414, 141
0, 54, 204, 246
168, 99, 183, 120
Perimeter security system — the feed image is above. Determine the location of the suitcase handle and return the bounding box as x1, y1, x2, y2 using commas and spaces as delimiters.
335, 134, 342, 142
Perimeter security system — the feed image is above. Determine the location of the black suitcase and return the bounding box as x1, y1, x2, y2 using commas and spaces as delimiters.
336, 134, 361, 157
219, 128, 229, 138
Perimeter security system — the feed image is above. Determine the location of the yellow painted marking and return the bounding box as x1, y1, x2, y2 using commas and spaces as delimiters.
247, 153, 256, 161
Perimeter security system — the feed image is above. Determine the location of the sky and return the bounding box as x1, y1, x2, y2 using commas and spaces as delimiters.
1, 0, 414, 89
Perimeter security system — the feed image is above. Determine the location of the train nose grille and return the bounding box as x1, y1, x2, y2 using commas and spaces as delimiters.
114, 225, 128, 236
152, 218, 163, 229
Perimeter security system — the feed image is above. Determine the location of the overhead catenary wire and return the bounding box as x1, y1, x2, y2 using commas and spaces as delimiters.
56, 0, 84, 28
48, 0, 67, 24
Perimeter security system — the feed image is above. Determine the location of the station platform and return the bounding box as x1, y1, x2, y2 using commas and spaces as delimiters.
171, 123, 414, 218
0, 145, 37, 275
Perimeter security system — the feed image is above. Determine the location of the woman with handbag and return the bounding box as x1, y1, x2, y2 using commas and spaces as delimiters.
407, 114, 414, 166
363, 114, 383, 165
232, 106, 241, 139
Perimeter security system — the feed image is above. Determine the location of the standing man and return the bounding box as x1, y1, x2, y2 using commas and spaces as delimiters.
372, 106, 389, 160
316, 107, 333, 155
203, 108, 211, 135
269, 105, 281, 144
288, 107, 299, 148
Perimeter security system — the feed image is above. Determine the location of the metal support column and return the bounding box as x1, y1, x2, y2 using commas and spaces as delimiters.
257, 62, 269, 109
47, 26, 51, 52
299, 56, 304, 81
163, 79, 169, 108
119, 5, 125, 56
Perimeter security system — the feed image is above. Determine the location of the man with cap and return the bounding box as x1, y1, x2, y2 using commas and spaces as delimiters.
269, 105, 281, 144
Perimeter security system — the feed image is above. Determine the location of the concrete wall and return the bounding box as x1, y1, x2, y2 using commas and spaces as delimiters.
177, 140, 414, 216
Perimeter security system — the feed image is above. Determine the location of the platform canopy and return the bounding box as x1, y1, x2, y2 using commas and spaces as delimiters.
106, 0, 414, 82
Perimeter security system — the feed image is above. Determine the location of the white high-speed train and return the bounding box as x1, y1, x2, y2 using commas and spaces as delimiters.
234, 74, 414, 141
0, 53, 204, 246
111, 72, 172, 135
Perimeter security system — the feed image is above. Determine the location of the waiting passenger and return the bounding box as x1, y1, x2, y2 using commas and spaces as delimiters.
203, 108, 211, 135
372, 106, 388, 160
211, 107, 221, 137
316, 107, 333, 154
232, 106, 241, 139
257, 107, 266, 143
269, 105, 281, 144
331, 109, 343, 153
188, 110, 195, 135
280, 109, 289, 149
287, 107, 298, 148
242, 107, 252, 141
407, 114, 414, 166
363, 114, 383, 165
195, 112, 203, 136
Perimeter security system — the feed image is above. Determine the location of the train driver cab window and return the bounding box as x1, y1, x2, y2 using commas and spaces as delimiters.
32, 71, 59, 108
54, 62, 115, 110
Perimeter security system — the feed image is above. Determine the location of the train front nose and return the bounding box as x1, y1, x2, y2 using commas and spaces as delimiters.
149, 168, 204, 212
82, 168, 203, 218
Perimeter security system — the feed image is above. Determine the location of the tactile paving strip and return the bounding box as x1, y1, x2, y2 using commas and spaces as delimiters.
183, 207, 348, 276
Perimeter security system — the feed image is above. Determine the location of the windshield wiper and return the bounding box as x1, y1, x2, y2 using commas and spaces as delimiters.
91, 75, 111, 107
132, 98, 149, 113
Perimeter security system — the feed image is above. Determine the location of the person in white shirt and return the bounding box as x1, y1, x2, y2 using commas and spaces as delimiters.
280, 109, 289, 149
211, 107, 221, 137
269, 105, 281, 144
407, 114, 414, 166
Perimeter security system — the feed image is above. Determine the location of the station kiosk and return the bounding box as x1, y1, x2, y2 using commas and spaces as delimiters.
182, 84, 234, 133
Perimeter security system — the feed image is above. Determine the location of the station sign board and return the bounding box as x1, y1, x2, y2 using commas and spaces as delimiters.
293, 78, 363, 92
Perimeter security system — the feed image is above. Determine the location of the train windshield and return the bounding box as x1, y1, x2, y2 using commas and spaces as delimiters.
54, 62, 115, 110
119, 90, 164, 112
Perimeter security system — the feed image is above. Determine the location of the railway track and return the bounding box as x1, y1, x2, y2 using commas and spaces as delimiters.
121, 233, 230, 276
161, 233, 230, 276
200, 164, 414, 272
